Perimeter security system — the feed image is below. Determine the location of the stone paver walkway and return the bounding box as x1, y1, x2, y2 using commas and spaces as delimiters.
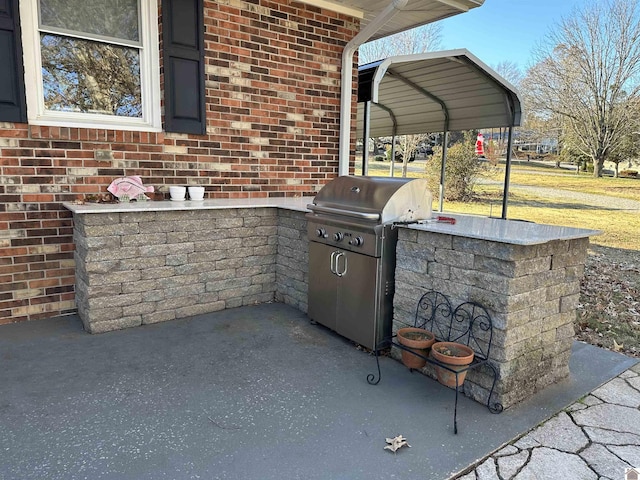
454, 363, 640, 479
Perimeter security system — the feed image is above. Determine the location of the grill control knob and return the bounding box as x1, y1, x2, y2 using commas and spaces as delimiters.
349, 236, 364, 247
333, 232, 344, 242
316, 228, 327, 238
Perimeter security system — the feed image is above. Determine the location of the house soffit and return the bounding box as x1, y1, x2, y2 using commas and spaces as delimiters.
296, 0, 485, 41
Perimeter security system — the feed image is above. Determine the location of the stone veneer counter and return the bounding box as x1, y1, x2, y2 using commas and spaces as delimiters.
394, 213, 599, 409
63, 196, 313, 215
64, 198, 313, 334
408, 212, 599, 245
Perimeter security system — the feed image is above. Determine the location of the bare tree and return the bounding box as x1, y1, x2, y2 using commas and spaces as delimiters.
484, 61, 524, 160
42, 36, 141, 116
524, 0, 640, 177
358, 23, 443, 65
492, 60, 523, 88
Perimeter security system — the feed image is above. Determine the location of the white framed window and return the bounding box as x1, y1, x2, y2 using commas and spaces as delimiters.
20, 0, 161, 131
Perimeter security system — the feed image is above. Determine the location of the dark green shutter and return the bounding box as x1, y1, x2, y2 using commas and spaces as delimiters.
162, 0, 206, 135
0, 0, 26, 123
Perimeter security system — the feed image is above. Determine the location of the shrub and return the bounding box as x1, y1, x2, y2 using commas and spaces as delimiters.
619, 170, 638, 178
425, 132, 486, 201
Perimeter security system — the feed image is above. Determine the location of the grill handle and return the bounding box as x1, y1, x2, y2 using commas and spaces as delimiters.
306, 204, 380, 221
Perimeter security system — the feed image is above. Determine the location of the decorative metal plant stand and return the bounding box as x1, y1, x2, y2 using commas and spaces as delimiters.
367, 290, 504, 434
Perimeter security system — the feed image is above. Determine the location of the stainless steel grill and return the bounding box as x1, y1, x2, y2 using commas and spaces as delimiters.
306, 176, 432, 350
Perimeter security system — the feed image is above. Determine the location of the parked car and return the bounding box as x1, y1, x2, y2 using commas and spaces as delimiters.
419, 145, 434, 156
394, 151, 417, 162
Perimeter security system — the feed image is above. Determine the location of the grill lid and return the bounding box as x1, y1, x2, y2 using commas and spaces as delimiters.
308, 176, 432, 224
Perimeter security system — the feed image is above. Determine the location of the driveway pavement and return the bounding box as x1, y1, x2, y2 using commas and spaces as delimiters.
1, 303, 635, 480
484, 181, 640, 212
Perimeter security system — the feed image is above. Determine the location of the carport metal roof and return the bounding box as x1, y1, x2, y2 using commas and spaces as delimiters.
356, 50, 523, 218
356, 49, 522, 138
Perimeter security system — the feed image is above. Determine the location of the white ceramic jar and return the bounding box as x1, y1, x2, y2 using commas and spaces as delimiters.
188, 186, 205, 201
169, 186, 186, 201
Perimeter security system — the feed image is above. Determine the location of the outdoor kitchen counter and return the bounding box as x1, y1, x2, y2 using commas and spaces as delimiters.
393, 213, 601, 409
408, 212, 600, 245
63, 196, 313, 214
64, 197, 313, 334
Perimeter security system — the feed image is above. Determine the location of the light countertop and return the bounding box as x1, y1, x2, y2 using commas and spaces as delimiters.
63, 201, 601, 246
63, 196, 314, 214
408, 213, 601, 245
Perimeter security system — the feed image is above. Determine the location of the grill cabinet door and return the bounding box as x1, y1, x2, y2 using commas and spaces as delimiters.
335, 250, 378, 350
308, 242, 380, 350
308, 242, 338, 332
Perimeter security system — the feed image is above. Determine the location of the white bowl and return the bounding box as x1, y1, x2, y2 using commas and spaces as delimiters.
188, 186, 205, 201
169, 186, 186, 201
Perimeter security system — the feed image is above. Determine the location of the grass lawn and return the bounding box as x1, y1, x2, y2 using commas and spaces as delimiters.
487, 161, 640, 203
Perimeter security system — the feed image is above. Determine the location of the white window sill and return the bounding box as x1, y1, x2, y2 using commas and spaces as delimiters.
27, 116, 163, 133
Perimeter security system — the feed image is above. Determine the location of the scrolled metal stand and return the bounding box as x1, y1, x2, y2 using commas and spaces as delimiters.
366, 347, 383, 386
367, 290, 503, 434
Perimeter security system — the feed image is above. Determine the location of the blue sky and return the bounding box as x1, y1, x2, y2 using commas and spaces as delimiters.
438, 0, 588, 71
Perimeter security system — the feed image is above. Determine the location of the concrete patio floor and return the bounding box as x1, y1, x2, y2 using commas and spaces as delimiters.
1, 303, 636, 480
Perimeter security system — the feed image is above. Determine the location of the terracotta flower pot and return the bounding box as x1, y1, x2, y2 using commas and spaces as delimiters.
396, 327, 436, 369
430, 342, 475, 388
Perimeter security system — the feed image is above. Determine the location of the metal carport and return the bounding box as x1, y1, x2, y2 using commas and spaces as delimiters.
357, 49, 522, 218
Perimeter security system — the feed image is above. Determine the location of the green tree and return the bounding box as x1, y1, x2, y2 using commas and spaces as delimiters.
425, 132, 484, 202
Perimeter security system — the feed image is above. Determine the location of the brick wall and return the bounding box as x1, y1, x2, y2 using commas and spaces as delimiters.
0, 0, 359, 324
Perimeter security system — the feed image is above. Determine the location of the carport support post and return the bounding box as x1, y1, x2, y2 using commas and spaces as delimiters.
362, 101, 371, 176
389, 136, 397, 177
501, 126, 514, 219
438, 130, 449, 212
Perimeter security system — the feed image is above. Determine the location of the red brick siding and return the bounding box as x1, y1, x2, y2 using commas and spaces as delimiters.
0, 0, 359, 324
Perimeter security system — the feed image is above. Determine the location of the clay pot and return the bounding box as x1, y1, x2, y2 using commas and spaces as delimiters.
396, 327, 435, 369
150, 191, 166, 201
430, 342, 475, 388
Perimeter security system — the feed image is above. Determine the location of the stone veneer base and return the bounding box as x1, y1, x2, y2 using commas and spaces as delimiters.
73, 208, 308, 334
393, 228, 589, 409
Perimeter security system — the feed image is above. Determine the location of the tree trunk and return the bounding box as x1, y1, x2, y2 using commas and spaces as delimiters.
593, 157, 605, 177
402, 137, 408, 178
373, 139, 381, 156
